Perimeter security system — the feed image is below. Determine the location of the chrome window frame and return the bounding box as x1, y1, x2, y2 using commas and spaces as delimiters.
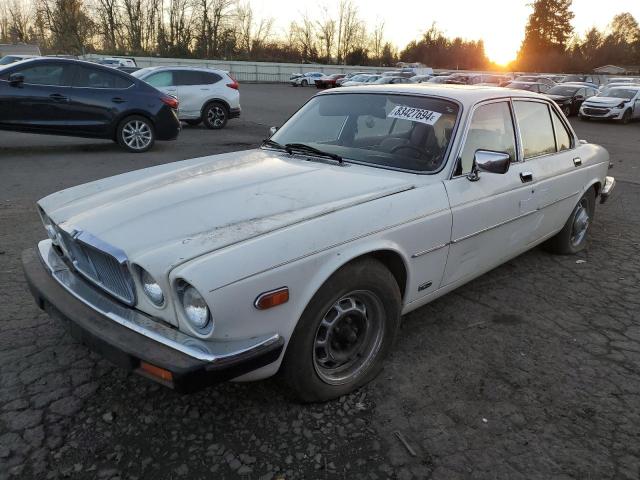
448, 97, 521, 179
512, 98, 578, 162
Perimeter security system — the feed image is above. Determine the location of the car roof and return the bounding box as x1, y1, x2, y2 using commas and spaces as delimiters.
320, 83, 545, 102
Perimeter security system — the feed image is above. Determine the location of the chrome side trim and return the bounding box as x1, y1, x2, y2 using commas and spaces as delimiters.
411, 243, 450, 258
451, 210, 538, 244
451, 190, 580, 244
38, 240, 281, 363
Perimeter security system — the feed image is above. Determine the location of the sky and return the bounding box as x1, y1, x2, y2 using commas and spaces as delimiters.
251, 0, 640, 65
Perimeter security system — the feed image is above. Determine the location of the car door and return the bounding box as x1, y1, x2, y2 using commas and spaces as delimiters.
0, 61, 75, 131
175, 70, 208, 119
511, 100, 586, 241
442, 100, 541, 287
69, 64, 135, 136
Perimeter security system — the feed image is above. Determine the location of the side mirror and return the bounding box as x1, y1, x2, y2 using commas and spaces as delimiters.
268, 126, 278, 137
9, 73, 24, 87
467, 150, 511, 181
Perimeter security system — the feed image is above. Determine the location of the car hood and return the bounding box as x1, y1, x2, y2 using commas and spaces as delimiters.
583, 96, 627, 107
39, 150, 415, 269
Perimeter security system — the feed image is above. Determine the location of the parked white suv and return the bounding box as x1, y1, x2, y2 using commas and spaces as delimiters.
133, 67, 241, 129
290, 72, 323, 87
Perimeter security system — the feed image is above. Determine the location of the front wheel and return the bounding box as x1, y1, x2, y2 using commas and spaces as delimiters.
279, 258, 401, 402
202, 102, 228, 130
301, 79, 308, 87
620, 109, 632, 125
544, 188, 595, 254
116, 115, 155, 153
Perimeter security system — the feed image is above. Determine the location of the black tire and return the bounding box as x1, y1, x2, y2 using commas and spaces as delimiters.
563, 105, 572, 117
185, 119, 201, 126
116, 115, 155, 153
301, 79, 308, 87
278, 258, 401, 402
544, 188, 596, 255
202, 102, 228, 130
620, 109, 632, 125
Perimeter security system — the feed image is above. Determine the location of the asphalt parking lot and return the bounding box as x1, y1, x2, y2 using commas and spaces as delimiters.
1, 83, 639, 480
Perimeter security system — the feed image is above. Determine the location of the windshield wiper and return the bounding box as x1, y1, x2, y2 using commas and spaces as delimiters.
285, 143, 343, 164
261, 138, 291, 153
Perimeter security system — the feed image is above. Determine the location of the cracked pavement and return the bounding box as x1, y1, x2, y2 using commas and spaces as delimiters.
1, 84, 639, 479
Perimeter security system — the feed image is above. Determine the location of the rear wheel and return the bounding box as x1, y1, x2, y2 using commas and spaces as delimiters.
202, 102, 228, 130
279, 258, 401, 402
544, 188, 595, 254
301, 79, 308, 87
116, 115, 155, 153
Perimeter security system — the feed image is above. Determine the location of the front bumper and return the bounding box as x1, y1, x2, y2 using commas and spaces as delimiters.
579, 106, 624, 120
22, 241, 284, 393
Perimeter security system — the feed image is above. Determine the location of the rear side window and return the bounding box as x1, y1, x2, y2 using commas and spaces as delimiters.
514, 101, 556, 159
73, 66, 133, 89
201, 71, 222, 84
145, 71, 173, 87
551, 109, 572, 151
175, 70, 206, 86
459, 101, 517, 174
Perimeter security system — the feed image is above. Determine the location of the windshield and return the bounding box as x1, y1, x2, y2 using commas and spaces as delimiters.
548, 86, 579, 96
598, 88, 637, 100
268, 93, 460, 173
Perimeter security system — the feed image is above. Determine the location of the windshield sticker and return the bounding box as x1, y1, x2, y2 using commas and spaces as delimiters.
388, 106, 442, 125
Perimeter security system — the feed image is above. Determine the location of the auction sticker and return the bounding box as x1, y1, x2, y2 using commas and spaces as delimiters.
388, 106, 442, 125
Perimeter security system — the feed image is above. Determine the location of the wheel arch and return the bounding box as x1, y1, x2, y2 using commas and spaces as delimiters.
112, 110, 155, 140
200, 98, 231, 117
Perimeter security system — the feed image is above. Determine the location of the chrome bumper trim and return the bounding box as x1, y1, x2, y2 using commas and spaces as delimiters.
37, 240, 282, 363
600, 176, 615, 204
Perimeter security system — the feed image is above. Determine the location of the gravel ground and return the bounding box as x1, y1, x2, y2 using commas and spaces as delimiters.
0, 84, 639, 479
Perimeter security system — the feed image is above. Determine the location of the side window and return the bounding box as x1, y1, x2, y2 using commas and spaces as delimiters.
175, 70, 205, 86
514, 101, 556, 159
551, 109, 572, 152
145, 71, 174, 87
73, 67, 133, 89
12, 64, 70, 86
459, 102, 517, 175
201, 71, 221, 84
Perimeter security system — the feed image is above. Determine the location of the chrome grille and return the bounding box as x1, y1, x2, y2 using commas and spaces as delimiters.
56, 228, 136, 305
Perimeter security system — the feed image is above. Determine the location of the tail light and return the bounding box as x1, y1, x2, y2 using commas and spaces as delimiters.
161, 94, 179, 110
226, 74, 239, 90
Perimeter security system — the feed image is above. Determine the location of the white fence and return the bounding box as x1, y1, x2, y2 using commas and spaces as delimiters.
83, 54, 385, 82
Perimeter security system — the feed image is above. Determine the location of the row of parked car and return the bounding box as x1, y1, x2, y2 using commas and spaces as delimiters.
0, 56, 241, 152
291, 69, 640, 125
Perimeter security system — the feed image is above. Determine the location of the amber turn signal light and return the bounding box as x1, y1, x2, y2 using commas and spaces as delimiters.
254, 287, 289, 310
139, 361, 173, 382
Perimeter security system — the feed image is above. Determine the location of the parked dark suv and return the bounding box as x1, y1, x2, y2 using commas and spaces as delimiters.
0, 58, 180, 152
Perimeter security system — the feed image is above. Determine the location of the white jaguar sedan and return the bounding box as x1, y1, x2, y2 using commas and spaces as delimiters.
23, 85, 615, 402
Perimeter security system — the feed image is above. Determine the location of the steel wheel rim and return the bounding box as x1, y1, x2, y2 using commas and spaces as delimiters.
570, 198, 590, 247
207, 106, 225, 127
122, 120, 152, 150
313, 290, 385, 385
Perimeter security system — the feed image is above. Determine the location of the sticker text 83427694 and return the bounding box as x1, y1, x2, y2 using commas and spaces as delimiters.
387, 106, 442, 126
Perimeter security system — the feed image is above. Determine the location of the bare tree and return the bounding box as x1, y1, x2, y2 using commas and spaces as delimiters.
195, 0, 234, 57
94, 0, 120, 51
235, 1, 272, 57
316, 6, 335, 61
290, 12, 316, 60
36, 0, 94, 53
335, 0, 362, 64
370, 19, 384, 65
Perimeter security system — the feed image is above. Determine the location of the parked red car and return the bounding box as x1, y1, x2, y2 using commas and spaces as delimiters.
315, 73, 346, 89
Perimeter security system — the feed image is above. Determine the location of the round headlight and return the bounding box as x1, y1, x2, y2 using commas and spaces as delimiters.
177, 281, 211, 331
140, 268, 164, 306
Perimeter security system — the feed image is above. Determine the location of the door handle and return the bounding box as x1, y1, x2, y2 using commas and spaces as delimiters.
49, 93, 68, 102
573, 157, 582, 167
111, 97, 126, 104
520, 172, 533, 183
